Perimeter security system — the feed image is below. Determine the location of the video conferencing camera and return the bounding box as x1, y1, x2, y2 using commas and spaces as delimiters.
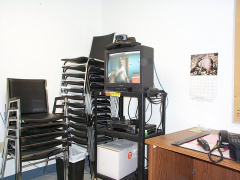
106, 34, 141, 50
115, 34, 128, 41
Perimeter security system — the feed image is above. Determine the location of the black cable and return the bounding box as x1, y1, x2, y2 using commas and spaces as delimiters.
157, 103, 163, 129
145, 103, 152, 124
145, 102, 150, 112
128, 97, 132, 120
135, 104, 138, 119
153, 61, 169, 108
146, 88, 167, 129
113, 97, 119, 117
144, 157, 148, 168
208, 140, 225, 163
129, 100, 151, 121
154, 62, 164, 91
127, 97, 139, 120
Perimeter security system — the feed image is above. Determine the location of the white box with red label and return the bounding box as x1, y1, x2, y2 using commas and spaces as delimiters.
97, 139, 138, 180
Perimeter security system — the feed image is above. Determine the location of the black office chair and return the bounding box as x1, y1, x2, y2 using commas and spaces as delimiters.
1, 78, 68, 180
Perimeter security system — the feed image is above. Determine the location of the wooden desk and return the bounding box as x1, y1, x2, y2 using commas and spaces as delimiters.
145, 129, 240, 180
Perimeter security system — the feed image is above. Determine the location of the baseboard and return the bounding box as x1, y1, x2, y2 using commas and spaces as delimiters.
3, 163, 56, 180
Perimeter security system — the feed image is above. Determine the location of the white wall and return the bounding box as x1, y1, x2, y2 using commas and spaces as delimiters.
0, 0, 103, 141
102, 0, 240, 134
1, 0, 240, 177
0, 0, 103, 176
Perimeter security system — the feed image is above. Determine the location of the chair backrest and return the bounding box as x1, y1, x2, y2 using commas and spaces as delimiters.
89, 33, 115, 60
8, 78, 48, 114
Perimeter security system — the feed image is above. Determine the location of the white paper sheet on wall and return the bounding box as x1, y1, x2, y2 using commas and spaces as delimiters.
190, 53, 218, 101
190, 76, 217, 100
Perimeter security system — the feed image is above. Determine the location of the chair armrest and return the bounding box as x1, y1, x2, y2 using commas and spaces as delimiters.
54, 96, 65, 101
52, 96, 65, 114
9, 97, 20, 103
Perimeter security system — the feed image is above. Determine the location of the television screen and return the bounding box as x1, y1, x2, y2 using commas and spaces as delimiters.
104, 45, 154, 92
107, 51, 140, 84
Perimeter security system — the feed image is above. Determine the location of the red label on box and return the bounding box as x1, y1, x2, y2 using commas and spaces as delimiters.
128, 152, 132, 159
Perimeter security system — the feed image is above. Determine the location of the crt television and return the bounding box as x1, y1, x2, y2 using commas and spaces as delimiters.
104, 45, 154, 92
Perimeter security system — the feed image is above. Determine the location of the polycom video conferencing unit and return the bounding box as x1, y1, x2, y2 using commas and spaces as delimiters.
107, 119, 156, 135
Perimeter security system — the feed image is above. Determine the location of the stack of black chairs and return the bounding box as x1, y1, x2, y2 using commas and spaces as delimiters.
60, 33, 115, 176
87, 60, 113, 142
1, 78, 68, 180
61, 57, 89, 147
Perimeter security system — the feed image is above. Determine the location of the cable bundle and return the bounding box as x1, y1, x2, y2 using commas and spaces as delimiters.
147, 88, 167, 104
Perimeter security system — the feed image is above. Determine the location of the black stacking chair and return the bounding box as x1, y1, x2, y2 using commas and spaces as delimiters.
89, 33, 115, 60
60, 33, 115, 178
1, 78, 68, 180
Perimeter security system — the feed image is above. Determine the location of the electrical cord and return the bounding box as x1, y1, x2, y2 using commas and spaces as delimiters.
135, 104, 138, 119
208, 140, 225, 163
112, 96, 119, 117
145, 103, 152, 124
0, 112, 5, 126
154, 61, 169, 108
146, 88, 167, 130
145, 101, 150, 111
128, 97, 152, 122
127, 97, 139, 120
154, 62, 164, 91
128, 97, 132, 120
0, 105, 7, 126
157, 103, 163, 130
144, 157, 148, 168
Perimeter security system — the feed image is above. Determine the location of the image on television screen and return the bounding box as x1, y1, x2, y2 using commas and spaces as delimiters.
107, 51, 140, 83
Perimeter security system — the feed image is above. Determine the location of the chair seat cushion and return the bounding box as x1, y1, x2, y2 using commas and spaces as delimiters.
22, 113, 63, 123
22, 147, 63, 162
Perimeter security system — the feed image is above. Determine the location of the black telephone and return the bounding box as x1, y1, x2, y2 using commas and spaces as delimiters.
208, 130, 240, 163
219, 130, 229, 146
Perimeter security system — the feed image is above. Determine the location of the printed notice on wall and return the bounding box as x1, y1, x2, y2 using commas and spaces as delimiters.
190, 53, 218, 101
